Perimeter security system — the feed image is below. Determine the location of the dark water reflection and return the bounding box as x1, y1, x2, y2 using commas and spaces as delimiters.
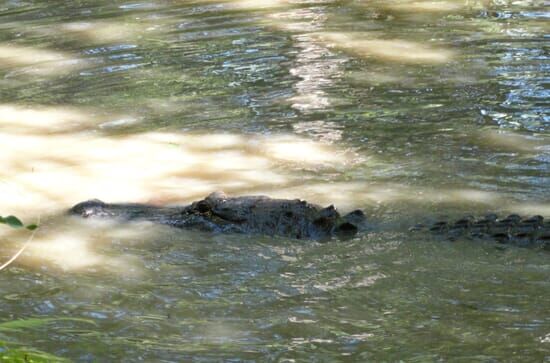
0, 0, 549, 361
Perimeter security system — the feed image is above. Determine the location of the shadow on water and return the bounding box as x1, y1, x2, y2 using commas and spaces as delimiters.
0, 0, 549, 361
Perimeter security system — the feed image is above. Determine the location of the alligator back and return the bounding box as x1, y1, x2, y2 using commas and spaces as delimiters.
69, 192, 366, 240
182, 191, 365, 239
417, 214, 550, 250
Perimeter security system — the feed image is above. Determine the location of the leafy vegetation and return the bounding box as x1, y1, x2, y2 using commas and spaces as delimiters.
0, 318, 96, 362
0, 216, 37, 231
0, 339, 70, 363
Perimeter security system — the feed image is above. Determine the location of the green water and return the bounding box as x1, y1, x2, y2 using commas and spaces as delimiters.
0, 0, 548, 361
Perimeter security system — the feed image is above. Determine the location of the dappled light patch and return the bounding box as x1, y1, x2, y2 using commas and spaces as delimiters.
0, 104, 87, 132
220, 0, 291, 11
262, 135, 348, 164
380, 0, 469, 13
508, 202, 550, 218
4, 20, 158, 45
345, 70, 413, 86
28, 233, 110, 270
1, 218, 163, 272
478, 128, 549, 153
0, 104, 141, 134
266, 5, 329, 32
351, 0, 491, 19
315, 32, 454, 64
58, 21, 154, 43
0, 44, 67, 65
0, 44, 88, 76
0, 105, 353, 219
269, 182, 517, 213
190, 0, 292, 12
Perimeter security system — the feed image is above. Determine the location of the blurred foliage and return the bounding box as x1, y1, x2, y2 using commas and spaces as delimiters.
0, 342, 70, 363
0, 318, 97, 362
0, 216, 37, 231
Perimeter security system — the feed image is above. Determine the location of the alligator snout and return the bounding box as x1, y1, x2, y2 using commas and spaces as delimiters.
69, 199, 108, 218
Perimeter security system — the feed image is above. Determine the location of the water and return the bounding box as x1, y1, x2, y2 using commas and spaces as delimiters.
0, 0, 548, 361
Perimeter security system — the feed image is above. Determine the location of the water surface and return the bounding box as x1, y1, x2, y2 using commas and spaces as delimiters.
0, 0, 548, 361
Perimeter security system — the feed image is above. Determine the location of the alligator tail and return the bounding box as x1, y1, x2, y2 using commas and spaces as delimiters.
412, 214, 550, 250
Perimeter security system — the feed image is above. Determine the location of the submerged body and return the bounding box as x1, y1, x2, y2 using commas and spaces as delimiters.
414, 214, 550, 249
70, 192, 550, 249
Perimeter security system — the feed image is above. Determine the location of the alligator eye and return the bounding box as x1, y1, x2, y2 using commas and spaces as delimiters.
196, 201, 210, 214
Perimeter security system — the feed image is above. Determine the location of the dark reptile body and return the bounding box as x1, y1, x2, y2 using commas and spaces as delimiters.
70, 192, 550, 250
415, 214, 550, 249
70, 192, 363, 241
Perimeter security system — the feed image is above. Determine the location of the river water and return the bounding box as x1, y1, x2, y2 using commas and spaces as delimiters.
0, 0, 548, 361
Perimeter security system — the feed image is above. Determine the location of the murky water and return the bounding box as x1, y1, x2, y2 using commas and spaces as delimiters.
0, 0, 548, 361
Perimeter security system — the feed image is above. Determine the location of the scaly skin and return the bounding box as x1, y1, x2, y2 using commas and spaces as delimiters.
414, 214, 550, 249
69, 191, 365, 240
70, 192, 549, 249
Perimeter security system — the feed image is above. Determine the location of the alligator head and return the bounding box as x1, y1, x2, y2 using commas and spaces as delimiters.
69, 192, 367, 240
69, 199, 109, 218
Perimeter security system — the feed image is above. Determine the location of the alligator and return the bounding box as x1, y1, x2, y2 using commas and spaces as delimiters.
70, 191, 550, 250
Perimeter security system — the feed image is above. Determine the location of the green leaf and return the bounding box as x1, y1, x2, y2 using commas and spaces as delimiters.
0, 216, 24, 228
26, 224, 38, 231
